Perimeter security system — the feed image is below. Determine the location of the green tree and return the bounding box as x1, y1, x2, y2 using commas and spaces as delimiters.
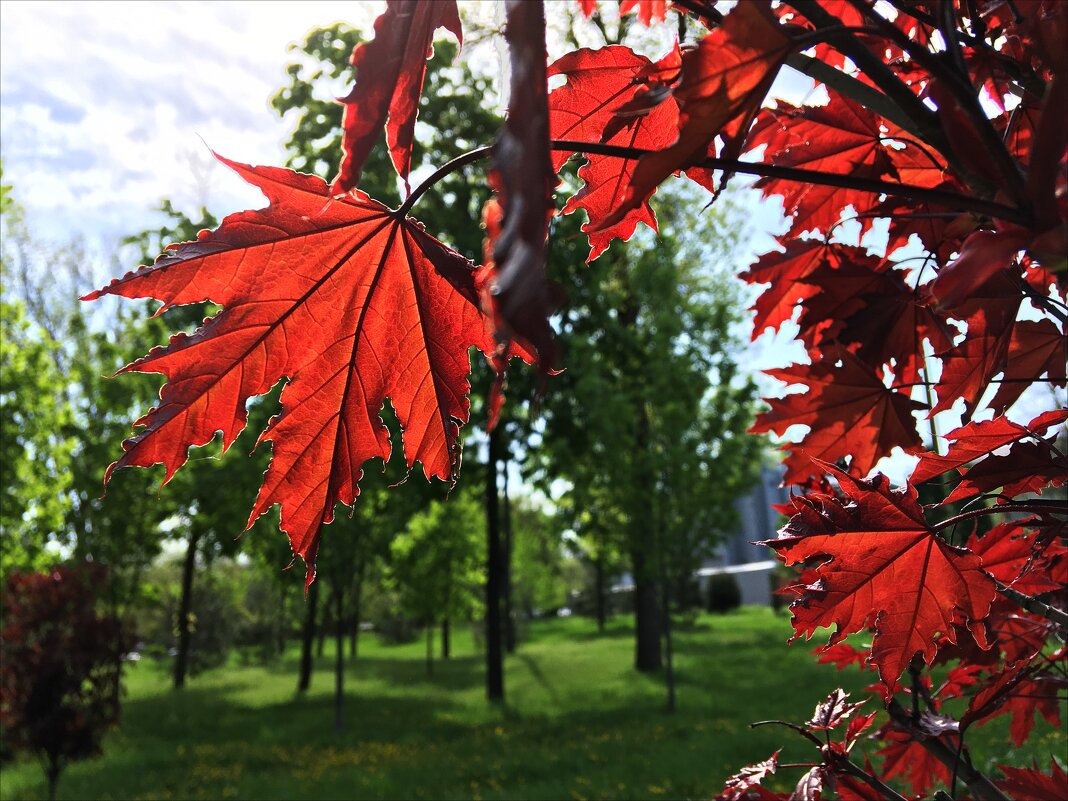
388, 487, 485, 673
538, 188, 762, 691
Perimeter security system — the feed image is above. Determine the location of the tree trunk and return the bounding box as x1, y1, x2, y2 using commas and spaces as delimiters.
485, 428, 505, 702
317, 595, 329, 659
502, 454, 517, 654
632, 548, 662, 672
349, 559, 366, 661
425, 623, 434, 677
173, 528, 200, 690
594, 550, 606, 634
334, 587, 344, 733
441, 617, 451, 659
46, 757, 60, 801
297, 578, 319, 693
661, 578, 676, 712
277, 581, 288, 655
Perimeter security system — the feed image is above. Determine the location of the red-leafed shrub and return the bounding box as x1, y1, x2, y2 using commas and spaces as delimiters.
1, 565, 127, 801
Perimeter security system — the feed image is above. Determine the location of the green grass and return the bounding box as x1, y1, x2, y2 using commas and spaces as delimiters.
1, 609, 1063, 800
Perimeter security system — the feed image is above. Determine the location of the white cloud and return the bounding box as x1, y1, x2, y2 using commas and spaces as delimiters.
1, 1, 381, 250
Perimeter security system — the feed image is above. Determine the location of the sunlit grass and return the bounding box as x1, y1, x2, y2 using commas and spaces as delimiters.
1, 609, 1062, 800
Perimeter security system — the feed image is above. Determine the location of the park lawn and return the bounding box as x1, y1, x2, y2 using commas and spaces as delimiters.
1, 608, 1063, 800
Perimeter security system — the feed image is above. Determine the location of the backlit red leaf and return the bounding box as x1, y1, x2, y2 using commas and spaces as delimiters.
748, 94, 896, 236
750, 346, 923, 484
85, 157, 519, 583
334, 0, 462, 194
909, 409, 1068, 485
767, 465, 997, 686
988, 319, 1068, 413
717, 750, 780, 801
548, 45, 681, 261
602, 0, 791, 229
998, 759, 1068, 800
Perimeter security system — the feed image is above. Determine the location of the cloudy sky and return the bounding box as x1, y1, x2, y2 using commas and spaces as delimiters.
1, 1, 386, 243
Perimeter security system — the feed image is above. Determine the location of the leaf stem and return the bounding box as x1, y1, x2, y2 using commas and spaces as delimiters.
397, 146, 495, 217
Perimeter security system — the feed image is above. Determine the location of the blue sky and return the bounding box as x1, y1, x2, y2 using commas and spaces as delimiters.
1, 1, 385, 243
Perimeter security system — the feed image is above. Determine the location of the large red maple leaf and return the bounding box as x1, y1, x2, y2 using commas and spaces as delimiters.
750, 346, 924, 484
767, 465, 997, 686
548, 44, 681, 262
333, 0, 462, 194
85, 157, 524, 583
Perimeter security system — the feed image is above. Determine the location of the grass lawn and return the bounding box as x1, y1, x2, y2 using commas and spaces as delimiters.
1, 608, 1063, 800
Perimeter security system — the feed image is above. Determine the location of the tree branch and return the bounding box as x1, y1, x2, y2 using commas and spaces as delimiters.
400, 140, 1030, 225
887, 700, 1010, 801
996, 579, 1068, 634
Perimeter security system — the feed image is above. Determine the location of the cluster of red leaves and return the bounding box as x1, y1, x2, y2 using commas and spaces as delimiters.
0, 566, 127, 770
88, 0, 1064, 797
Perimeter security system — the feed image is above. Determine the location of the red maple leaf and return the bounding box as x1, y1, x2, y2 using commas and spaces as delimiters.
876, 728, 953, 797
486, 1, 557, 370
750, 346, 924, 484
988, 319, 1068, 413
747, 93, 897, 236
968, 520, 1066, 596
601, 0, 792, 229
84, 157, 526, 583
333, 0, 462, 194
910, 409, 1068, 486
717, 750, 781, 801
807, 688, 865, 731
931, 270, 1023, 417
767, 464, 997, 686
945, 439, 1068, 504
997, 759, 1068, 800
795, 256, 954, 383
548, 45, 681, 261
741, 239, 838, 339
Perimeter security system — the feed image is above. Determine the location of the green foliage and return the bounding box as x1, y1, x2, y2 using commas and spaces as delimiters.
0, 300, 72, 572
510, 500, 572, 617
387, 487, 485, 628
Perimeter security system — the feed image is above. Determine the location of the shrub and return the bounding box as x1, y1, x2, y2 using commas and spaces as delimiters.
0, 565, 127, 801
706, 573, 741, 614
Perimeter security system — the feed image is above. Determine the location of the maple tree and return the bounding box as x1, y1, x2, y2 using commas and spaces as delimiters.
87, 0, 1066, 798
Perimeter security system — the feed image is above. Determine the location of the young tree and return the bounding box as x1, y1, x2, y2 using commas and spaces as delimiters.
0, 566, 127, 801
86, 2, 1066, 797
388, 488, 485, 673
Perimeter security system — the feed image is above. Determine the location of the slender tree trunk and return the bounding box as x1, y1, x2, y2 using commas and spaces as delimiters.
297, 578, 319, 692
317, 594, 329, 658
173, 528, 200, 690
632, 547, 662, 672
46, 757, 60, 801
485, 428, 505, 702
441, 617, 451, 659
334, 587, 344, 733
426, 623, 434, 676
502, 454, 517, 654
349, 563, 365, 661
277, 582, 288, 655
594, 551, 607, 634
661, 579, 676, 712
